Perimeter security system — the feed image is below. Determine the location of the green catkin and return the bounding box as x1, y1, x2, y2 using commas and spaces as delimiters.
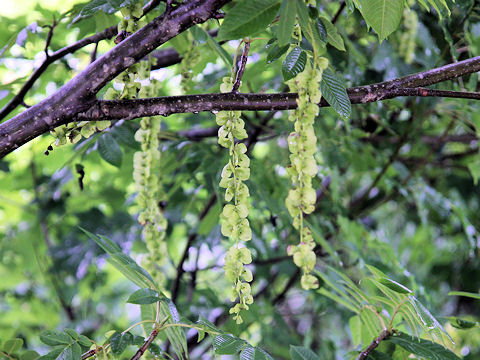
217, 76, 254, 324
399, 7, 418, 64
49, 2, 145, 147
179, 45, 201, 93
285, 57, 328, 290
133, 64, 167, 288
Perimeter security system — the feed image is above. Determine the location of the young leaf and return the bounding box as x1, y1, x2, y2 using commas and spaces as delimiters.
213, 335, 246, 355
448, 291, 480, 300
277, 0, 296, 47
240, 345, 273, 360
127, 288, 162, 305
40, 331, 72, 346
110, 332, 133, 355
320, 68, 351, 119
387, 332, 461, 360
97, 133, 122, 168
266, 44, 289, 63
355, 0, 404, 41
290, 345, 320, 360
80, 229, 156, 289
378, 278, 413, 294
3, 338, 23, 354
217, 0, 281, 41
282, 47, 307, 81
296, 1, 325, 54
319, 16, 345, 51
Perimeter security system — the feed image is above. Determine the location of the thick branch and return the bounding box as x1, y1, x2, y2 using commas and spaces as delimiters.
76, 88, 480, 122
0, 0, 231, 158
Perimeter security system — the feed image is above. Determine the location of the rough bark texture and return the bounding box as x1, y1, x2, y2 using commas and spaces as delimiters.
0, 0, 231, 158
0, 17, 479, 159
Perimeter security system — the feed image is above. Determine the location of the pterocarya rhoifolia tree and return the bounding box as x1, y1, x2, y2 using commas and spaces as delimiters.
0, 0, 479, 359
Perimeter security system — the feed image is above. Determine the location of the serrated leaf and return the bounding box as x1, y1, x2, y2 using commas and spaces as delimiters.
387, 332, 461, 360
266, 44, 289, 63
320, 68, 351, 119
240, 346, 273, 360
73, 0, 137, 22
290, 345, 320, 360
97, 133, 122, 167
110, 332, 133, 355
213, 335, 246, 355
319, 16, 345, 51
378, 278, 412, 294
158, 300, 186, 359
277, 0, 296, 46
196, 317, 222, 334
111, 125, 138, 149
40, 331, 72, 346
282, 47, 307, 81
127, 288, 162, 305
356, 0, 404, 41
218, 0, 281, 41
3, 338, 23, 354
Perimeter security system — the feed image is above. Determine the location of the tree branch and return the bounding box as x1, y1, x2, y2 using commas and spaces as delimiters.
357, 329, 391, 360
130, 327, 160, 360
74, 87, 480, 122
0, 0, 231, 158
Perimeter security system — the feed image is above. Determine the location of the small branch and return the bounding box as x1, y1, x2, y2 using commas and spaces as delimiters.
81, 348, 101, 360
232, 41, 250, 93
171, 194, 216, 303
0, 25, 118, 122
332, 1, 346, 24
90, 42, 99, 64
357, 329, 391, 360
44, 20, 57, 58
130, 327, 160, 360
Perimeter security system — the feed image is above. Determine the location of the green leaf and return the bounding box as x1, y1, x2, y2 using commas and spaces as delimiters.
240, 346, 273, 360
320, 68, 351, 119
127, 288, 162, 305
448, 317, 478, 329
74, 0, 136, 21
296, 1, 325, 55
39, 331, 72, 346
110, 332, 133, 355
203, 30, 233, 67
20, 350, 41, 360
277, 0, 296, 46
3, 338, 23, 354
158, 299, 186, 359
387, 332, 461, 360
212, 335, 246, 355
448, 291, 480, 300
97, 133, 123, 168
80, 229, 156, 289
197, 201, 221, 235
356, 0, 404, 41
319, 16, 345, 51
366, 351, 393, 360
290, 345, 320, 360
282, 47, 307, 81
378, 278, 413, 294
266, 44, 289, 63
218, 0, 281, 41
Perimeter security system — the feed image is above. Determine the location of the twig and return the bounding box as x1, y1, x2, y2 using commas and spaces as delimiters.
171, 194, 216, 303
130, 327, 160, 360
90, 42, 99, 63
357, 329, 391, 360
232, 41, 250, 93
332, 1, 346, 24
